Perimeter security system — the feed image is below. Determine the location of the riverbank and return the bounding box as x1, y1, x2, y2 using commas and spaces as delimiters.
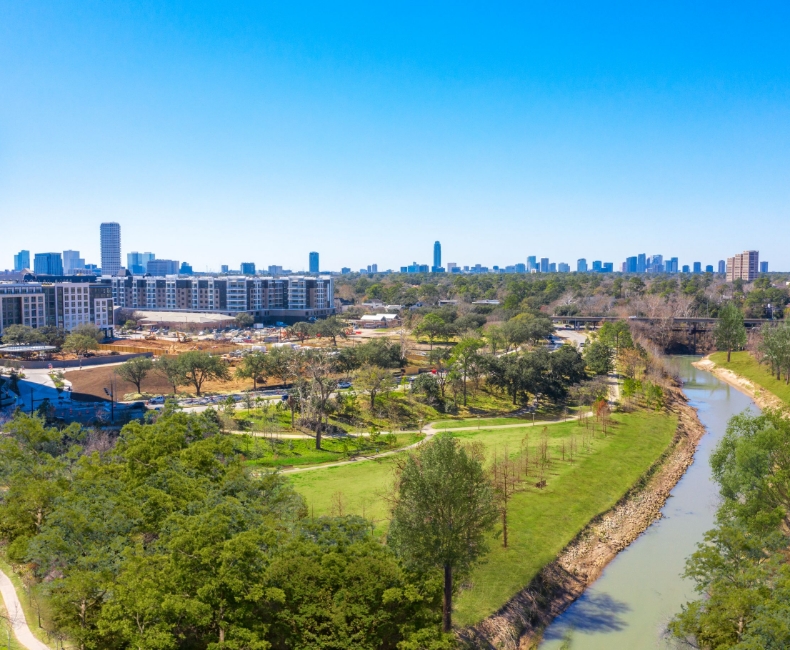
460, 385, 707, 649
693, 353, 787, 411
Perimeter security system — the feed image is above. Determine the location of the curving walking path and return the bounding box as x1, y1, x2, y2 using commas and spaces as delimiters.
0, 568, 49, 650
281, 415, 579, 474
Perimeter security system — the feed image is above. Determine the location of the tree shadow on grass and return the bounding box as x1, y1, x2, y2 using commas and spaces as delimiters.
541, 591, 631, 640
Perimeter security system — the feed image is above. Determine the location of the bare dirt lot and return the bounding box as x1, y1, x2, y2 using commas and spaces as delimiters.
67, 364, 276, 400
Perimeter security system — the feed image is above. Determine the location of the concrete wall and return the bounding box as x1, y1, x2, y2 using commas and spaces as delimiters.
11, 352, 153, 370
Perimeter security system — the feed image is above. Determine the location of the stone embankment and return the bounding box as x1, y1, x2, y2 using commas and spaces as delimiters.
459, 386, 706, 650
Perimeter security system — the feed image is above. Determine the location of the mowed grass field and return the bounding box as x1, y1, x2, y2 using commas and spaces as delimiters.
710, 350, 790, 405
288, 409, 677, 626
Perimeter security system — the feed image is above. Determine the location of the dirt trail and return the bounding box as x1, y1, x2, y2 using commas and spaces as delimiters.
459, 387, 706, 650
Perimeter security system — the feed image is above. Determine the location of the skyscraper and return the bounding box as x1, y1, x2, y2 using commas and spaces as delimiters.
527, 256, 537, 271
34, 252, 63, 275
637, 253, 646, 273
433, 241, 442, 270
726, 251, 759, 282
718, 260, 726, 274
693, 262, 702, 274
625, 256, 637, 273
63, 250, 85, 274
540, 258, 549, 273
577, 258, 588, 272
309, 252, 319, 273
240, 262, 256, 275
760, 261, 769, 273
100, 222, 121, 276
13, 250, 30, 271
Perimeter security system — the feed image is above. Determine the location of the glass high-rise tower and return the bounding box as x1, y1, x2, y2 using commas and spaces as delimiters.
309, 251, 319, 273
433, 241, 441, 270
100, 222, 121, 276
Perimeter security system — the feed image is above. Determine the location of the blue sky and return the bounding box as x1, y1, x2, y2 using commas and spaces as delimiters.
2, 2, 790, 272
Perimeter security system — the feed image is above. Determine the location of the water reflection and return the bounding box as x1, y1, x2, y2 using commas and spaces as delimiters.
540, 357, 756, 649
541, 593, 631, 639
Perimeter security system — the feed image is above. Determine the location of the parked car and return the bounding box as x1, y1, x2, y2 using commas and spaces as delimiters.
338, 381, 352, 389
148, 396, 165, 405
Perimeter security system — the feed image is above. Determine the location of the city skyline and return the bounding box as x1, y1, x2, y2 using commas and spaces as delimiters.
4, 229, 770, 276
2, 4, 790, 269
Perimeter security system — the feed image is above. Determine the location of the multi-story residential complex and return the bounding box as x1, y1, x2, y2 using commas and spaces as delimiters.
13, 250, 30, 272
0, 281, 114, 337
146, 259, 179, 275
107, 274, 334, 322
100, 222, 122, 276
63, 250, 85, 274
309, 252, 319, 274
726, 250, 759, 282
34, 253, 64, 276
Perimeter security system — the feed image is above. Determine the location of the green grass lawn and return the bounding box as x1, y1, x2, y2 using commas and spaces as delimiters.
237, 433, 423, 468
288, 409, 677, 626
710, 351, 790, 405
431, 411, 579, 429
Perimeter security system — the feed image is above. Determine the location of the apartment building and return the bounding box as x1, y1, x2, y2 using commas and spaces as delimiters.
726, 250, 759, 282
0, 281, 114, 337
107, 274, 334, 322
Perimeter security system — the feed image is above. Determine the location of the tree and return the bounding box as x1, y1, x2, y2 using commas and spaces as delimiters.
354, 364, 394, 411
388, 435, 497, 632
115, 356, 154, 394
177, 351, 230, 396
489, 448, 523, 548
62, 333, 99, 357
669, 409, 790, 647
312, 316, 347, 347
415, 314, 449, 351
154, 356, 186, 394
235, 352, 268, 390
265, 346, 298, 387
715, 302, 747, 362
302, 350, 338, 448
450, 336, 484, 406
234, 312, 254, 328
584, 340, 614, 375
72, 323, 105, 343
288, 322, 312, 343
597, 320, 633, 350
1, 324, 45, 346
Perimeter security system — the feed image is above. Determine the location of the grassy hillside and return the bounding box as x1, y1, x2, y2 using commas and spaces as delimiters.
289, 409, 677, 626
710, 351, 790, 405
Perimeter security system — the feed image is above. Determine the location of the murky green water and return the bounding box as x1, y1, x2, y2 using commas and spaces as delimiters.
540, 357, 757, 649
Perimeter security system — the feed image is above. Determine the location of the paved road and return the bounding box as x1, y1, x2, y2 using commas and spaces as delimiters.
0, 569, 49, 650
